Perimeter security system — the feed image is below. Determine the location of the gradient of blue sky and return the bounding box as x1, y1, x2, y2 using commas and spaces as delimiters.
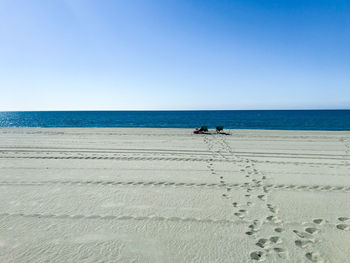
0, 0, 349, 110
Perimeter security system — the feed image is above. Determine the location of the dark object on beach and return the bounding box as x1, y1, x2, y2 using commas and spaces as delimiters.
193, 126, 208, 134
216, 126, 224, 133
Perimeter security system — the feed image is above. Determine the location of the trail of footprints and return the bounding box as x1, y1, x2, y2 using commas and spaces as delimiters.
204, 135, 288, 261
220, 135, 289, 261
291, 216, 350, 262
204, 134, 350, 262
292, 218, 324, 262
203, 136, 230, 199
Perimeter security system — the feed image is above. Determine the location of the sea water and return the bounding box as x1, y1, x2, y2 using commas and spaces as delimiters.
0, 110, 349, 130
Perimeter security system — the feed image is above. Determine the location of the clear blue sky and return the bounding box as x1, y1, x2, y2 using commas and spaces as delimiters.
0, 0, 349, 110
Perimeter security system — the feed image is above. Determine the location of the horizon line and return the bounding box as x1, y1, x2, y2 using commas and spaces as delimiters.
1, 108, 350, 112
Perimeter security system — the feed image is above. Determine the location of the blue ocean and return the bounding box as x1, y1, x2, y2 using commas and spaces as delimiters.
0, 110, 349, 130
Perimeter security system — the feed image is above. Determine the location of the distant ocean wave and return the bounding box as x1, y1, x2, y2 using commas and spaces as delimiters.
0, 110, 349, 130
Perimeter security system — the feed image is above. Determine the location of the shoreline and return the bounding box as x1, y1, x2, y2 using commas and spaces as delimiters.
2, 126, 350, 132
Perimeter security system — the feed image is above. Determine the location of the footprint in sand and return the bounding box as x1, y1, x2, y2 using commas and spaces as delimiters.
256, 238, 269, 248
248, 223, 259, 231
250, 251, 265, 261
253, 219, 261, 226
245, 230, 254, 236
263, 187, 270, 193
266, 215, 281, 224
267, 204, 279, 213
234, 212, 245, 219
338, 217, 350, 222
258, 195, 266, 201
305, 251, 324, 263
273, 247, 289, 259
270, 236, 282, 244
336, 224, 350, 231
232, 202, 239, 207
313, 219, 325, 225
305, 227, 320, 235
293, 230, 313, 239
295, 239, 314, 248
274, 227, 284, 233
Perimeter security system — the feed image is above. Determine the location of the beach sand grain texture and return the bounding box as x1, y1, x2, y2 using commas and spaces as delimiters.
0, 128, 349, 262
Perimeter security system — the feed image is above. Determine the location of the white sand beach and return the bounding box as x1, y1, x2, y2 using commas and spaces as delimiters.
0, 128, 349, 262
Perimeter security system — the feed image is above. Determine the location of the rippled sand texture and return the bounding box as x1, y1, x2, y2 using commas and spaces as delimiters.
0, 128, 350, 262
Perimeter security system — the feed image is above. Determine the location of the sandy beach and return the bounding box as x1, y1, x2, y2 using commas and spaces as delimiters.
0, 128, 349, 262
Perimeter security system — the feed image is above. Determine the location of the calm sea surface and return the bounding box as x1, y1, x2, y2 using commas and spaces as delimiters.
0, 110, 349, 130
